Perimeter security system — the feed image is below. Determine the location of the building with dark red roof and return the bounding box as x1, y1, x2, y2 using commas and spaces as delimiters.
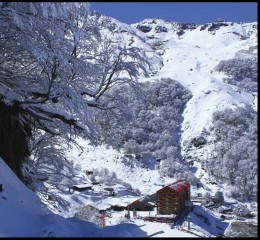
128, 193, 156, 211
156, 180, 190, 214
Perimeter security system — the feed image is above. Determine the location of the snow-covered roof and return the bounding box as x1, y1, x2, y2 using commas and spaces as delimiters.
73, 184, 92, 189
157, 180, 190, 193
168, 180, 190, 193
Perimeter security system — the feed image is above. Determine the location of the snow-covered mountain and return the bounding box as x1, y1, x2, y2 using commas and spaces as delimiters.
131, 18, 257, 145
88, 13, 257, 153
76, 14, 257, 177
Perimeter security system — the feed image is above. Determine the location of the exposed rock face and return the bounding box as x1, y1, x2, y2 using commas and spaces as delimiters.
225, 222, 258, 238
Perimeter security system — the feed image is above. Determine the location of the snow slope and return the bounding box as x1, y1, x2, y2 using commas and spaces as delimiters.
81, 15, 257, 164
0, 156, 196, 237
131, 19, 257, 148
0, 157, 147, 237
66, 140, 167, 195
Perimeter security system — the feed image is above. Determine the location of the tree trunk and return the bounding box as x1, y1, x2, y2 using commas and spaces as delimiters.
0, 102, 31, 180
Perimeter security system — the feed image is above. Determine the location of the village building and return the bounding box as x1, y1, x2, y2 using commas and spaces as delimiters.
110, 204, 126, 211
156, 180, 190, 215
72, 183, 93, 192
128, 195, 155, 211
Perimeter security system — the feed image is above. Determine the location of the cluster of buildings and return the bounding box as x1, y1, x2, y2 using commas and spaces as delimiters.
74, 179, 191, 218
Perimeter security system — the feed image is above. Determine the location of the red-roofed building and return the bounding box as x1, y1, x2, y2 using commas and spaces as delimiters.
156, 180, 190, 214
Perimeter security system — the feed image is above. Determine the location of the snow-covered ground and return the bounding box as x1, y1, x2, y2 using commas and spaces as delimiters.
0, 157, 199, 237
0, 157, 149, 237
32, 135, 257, 237
67, 139, 168, 194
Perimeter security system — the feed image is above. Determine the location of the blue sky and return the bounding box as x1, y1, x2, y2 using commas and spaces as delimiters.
91, 2, 257, 24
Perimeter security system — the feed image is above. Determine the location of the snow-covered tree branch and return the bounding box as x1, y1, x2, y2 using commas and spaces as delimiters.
0, 2, 152, 178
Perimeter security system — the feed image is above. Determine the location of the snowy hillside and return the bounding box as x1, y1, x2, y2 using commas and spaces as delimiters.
75, 14, 257, 167
85, 14, 257, 160
131, 18, 257, 146
69, 15, 257, 189
0, 157, 148, 237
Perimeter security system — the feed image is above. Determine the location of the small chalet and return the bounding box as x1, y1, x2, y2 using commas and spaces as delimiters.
128, 196, 155, 211
72, 183, 93, 192
110, 204, 126, 211
156, 180, 190, 215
